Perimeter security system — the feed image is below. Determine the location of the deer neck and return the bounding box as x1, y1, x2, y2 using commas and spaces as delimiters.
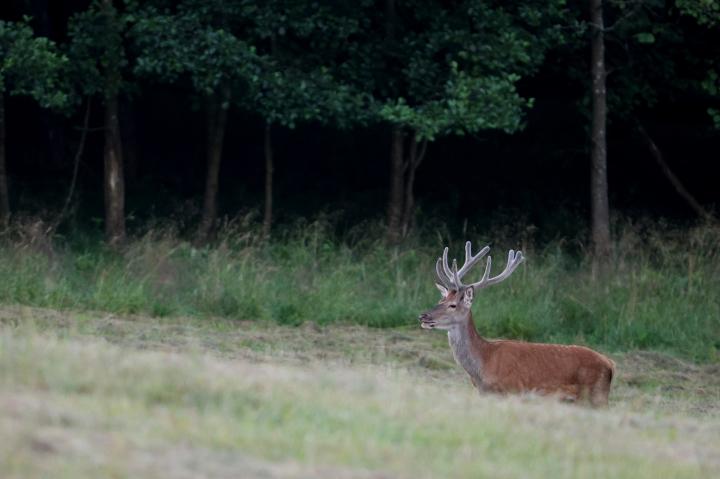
447, 311, 487, 385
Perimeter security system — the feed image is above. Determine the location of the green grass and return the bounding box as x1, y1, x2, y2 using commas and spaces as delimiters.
0, 217, 718, 360
1, 306, 719, 479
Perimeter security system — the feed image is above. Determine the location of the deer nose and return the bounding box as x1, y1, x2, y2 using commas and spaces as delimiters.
418, 313, 429, 322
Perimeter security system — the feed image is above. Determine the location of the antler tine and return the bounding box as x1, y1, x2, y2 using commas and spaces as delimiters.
441, 247, 454, 285
435, 257, 452, 288
470, 249, 525, 290
456, 241, 490, 279
452, 259, 460, 288
482, 255, 492, 282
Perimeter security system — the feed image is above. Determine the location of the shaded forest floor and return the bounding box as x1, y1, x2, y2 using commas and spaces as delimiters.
1, 305, 719, 478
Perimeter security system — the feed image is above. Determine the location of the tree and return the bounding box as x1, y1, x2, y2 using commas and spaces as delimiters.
68, 0, 130, 247
239, 0, 369, 236
132, 2, 260, 240
582, 0, 720, 229
358, 1, 567, 243
133, 1, 367, 238
542, 0, 719, 269
0, 19, 68, 229
589, 0, 610, 270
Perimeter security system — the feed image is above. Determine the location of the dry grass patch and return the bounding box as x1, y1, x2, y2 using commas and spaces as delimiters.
1, 306, 719, 478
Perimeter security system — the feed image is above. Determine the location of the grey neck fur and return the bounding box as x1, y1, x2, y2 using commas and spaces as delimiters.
447, 314, 485, 387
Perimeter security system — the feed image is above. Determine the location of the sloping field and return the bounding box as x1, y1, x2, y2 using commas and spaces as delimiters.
1, 306, 719, 478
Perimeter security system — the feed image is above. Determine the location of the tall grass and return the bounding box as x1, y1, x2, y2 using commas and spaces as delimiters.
0, 216, 718, 360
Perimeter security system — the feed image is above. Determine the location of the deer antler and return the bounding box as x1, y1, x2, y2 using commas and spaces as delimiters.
436, 241, 524, 290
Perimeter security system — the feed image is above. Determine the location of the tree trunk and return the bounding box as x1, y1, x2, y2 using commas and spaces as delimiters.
100, 0, 126, 248
638, 124, 716, 223
384, 0, 404, 244
0, 93, 9, 229
263, 122, 274, 238
386, 127, 405, 244
103, 91, 126, 247
590, 0, 611, 271
198, 88, 230, 241
54, 98, 91, 230
401, 136, 427, 237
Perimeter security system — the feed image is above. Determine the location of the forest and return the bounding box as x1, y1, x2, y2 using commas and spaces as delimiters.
0, 0, 716, 242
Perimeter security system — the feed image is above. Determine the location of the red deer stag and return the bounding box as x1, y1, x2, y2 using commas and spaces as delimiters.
418, 242, 615, 406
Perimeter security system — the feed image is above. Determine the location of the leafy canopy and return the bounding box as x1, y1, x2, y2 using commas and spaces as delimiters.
0, 19, 68, 110
361, 0, 569, 140
131, 0, 368, 128
66, 0, 128, 101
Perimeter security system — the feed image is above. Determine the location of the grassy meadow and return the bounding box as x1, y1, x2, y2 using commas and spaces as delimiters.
1, 306, 719, 478
1, 217, 719, 477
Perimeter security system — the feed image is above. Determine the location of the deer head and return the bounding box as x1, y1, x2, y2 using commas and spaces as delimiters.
418, 241, 524, 330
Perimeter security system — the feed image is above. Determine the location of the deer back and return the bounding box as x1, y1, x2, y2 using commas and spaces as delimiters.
480, 340, 615, 395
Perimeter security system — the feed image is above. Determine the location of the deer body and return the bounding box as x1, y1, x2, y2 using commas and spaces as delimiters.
419, 242, 614, 406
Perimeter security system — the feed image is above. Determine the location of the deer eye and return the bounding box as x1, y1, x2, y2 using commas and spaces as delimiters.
448, 304, 457, 309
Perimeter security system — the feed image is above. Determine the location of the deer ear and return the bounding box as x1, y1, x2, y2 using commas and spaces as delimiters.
463, 287, 474, 306
435, 283, 449, 298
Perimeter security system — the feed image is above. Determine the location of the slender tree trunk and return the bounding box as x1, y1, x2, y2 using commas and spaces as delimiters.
263, 123, 274, 238
384, 0, 404, 244
54, 98, 91, 230
400, 137, 417, 238
198, 88, 230, 241
590, 0, 611, 271
386, 127, 405, 244
0, 93, 9, 229
401, 136, 427, 237
100, 0, 126, 248
103, 91, 126, 247
638, 124, 716, 223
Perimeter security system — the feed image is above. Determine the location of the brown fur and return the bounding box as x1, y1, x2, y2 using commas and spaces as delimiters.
477, 330, 615, 406
420, 291, 615, 407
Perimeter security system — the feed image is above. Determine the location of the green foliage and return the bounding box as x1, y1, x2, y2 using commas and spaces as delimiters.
131, 8, 258, 96
361, 0, 568, 139
634, 32, 656, 44
131, 1, 369, 128
0, 19, 68, 109
678, 0, 720, 26
239, 0, 371, 128
66, 0, 127, 100
380, 71, 530, 140
131, 0, 568, 134
252, 67, 369, 129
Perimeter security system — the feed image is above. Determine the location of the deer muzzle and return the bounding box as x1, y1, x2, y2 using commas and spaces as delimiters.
418, 312, 436, 329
